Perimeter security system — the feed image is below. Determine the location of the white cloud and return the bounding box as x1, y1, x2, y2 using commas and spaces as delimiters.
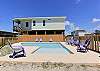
93, 24, 100, 30
65, 21, 70, 26
65, 21, 75, 31
65, 21, 82, 35
75, 0, 81, 4
65, 21, 74, 35
91, 18, 100, 31
75, 26, 81, 30
92, 18, 100, 23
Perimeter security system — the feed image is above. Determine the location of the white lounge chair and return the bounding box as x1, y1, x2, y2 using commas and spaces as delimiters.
35, 38, 39, 42
49, 38, 53, 42
40, 38, 42, 42
77, 38, 90, 52
7, 40, 26, 59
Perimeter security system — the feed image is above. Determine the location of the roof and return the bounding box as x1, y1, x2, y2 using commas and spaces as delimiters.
74, 30, 86, 32
0, 31, 18, 37
12, 16, 66, 21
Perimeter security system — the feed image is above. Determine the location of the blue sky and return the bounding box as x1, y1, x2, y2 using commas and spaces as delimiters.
0, 0, 100, 34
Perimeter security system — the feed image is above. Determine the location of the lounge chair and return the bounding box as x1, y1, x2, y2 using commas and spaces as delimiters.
49, 38, 53, 42
77, 38, 90, 52
74, 39, 80, 46
66, 37, 74, 45
66, 38, 71, 45
69, 37, 75, 46
35, 38, 39, 42
7, 40, 26, 58
40, 38, 42, 42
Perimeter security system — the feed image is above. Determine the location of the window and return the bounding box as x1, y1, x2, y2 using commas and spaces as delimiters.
43, 20, 45, 26
33, 21, 36, 26
48, 19, 51, 20
18, 21, 20, 24
26, 22, 29, 27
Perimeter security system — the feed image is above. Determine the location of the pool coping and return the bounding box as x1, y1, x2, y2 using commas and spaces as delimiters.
0, 42, 99, 63
59, 42, 74, 54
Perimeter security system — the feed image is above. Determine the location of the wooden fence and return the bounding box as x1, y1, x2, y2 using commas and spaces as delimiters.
17, 35, 64, 42
0, 34, 100, 53
0, 34, 64, 48
0, 37, 18, 48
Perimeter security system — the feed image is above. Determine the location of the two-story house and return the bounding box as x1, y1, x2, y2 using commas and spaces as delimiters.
13, 16, 66, 42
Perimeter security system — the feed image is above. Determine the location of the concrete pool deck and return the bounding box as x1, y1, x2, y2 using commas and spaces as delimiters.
0, 42, 99, 63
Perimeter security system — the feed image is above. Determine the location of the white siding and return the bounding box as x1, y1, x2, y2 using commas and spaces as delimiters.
20, 21, 32, 31
78, 32, 86, 36
32, 22, 64, 30
31, 17, 65, 30
14, 17, 66, 31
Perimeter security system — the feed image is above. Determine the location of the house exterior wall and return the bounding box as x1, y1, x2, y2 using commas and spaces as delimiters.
78, 32, 86, 36
13, 17, 66, 31
31, 22, 64, 30
31, 17, 65, 30
20, 21, 32, 31
71, 30, 86, 36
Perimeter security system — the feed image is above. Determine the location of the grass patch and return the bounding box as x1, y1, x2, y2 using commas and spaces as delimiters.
0, 45, 13, 56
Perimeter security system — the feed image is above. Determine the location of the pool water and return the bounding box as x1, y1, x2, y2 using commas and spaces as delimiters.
21, 42, 69, 54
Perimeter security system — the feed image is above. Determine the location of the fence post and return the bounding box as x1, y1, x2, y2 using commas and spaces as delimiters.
94, 35, 96, 51
2, 37, 3, 46
3, 37, 4, 46
92, 34, 94, 50
97, 35, 99, 52
99, 35, 100, 52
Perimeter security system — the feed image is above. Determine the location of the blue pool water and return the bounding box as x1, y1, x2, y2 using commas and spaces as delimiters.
21, 42, 70, 54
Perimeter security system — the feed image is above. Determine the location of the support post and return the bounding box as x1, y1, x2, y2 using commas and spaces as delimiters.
13, 20, 14, 32
27, 31, 28, 35
45, 31, 46, 35
54, 31, 55, 34
36, 31, 37, 35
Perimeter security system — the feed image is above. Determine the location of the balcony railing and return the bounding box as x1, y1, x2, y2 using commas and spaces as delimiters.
13, 26, 23, 31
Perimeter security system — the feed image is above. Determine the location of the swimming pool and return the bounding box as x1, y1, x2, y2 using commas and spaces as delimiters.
21, 42, 71, 54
